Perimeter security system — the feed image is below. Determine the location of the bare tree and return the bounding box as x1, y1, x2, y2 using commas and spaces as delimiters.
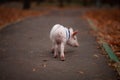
96, 0, 101, 7
58, 0, 64, 7
48, 0, 54, 3
66, 0, 72, 4
0, 0, 7, 4
36, 0, 44, 5
23, 0, 31, 9
118, 0, 120, 8
82, 0, 87, 6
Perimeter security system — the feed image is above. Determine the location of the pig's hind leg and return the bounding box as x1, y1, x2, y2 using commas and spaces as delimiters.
51, 46, 54, 53
53, 43, 59, 58
60, 43, 65, 61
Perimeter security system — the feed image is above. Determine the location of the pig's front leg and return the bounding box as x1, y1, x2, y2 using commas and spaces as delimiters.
53, 44, 58, 58
51, 45, 54, 53
60, 43, 65, 61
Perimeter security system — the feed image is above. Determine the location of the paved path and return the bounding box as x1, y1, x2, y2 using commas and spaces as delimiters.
0, 8, 117, 80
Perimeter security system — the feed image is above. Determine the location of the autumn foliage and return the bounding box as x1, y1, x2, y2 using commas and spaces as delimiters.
0, 7, 45, 28
85, 8, 120, 58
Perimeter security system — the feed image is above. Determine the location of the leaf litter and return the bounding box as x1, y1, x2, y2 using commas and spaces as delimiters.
0, 6, 46, 28
85, 8, 120, 59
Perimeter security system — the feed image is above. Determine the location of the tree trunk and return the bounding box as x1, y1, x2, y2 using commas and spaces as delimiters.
23, 0, 31, 9
96, 0, 101, 8
58, 0, 64, 7
0, 0, 7, 4
66, 0, 72, 4
36, 0, 44, 5
82, 0, 87, 6
48, 0, 54, 3
118, 0, 120, 8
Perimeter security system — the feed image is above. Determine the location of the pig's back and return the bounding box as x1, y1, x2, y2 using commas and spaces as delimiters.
50, 24, 66, 42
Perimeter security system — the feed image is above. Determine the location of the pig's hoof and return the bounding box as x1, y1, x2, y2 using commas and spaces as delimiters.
54, 55, 58, 58
60, 56, 65, 61
51, 49, 54, 53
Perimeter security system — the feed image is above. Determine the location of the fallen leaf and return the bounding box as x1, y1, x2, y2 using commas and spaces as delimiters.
93, 54, 99, 58
78, 71, 84, 75
43, 64, 47, 68
32, 68, 36, 72
116, 52, 120, 57
43, 59, 48, 62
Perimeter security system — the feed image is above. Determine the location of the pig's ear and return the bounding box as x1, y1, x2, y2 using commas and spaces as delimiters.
72, 30, 78, 36
69, 27, 73, 32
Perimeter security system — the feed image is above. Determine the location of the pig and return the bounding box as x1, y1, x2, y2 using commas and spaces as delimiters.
50, 24, 79, 61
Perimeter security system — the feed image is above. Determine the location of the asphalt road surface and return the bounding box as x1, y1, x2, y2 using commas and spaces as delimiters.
0, 8, 117, 80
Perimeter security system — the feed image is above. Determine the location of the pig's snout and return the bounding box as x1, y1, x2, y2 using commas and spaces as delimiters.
74, 43, 79, 47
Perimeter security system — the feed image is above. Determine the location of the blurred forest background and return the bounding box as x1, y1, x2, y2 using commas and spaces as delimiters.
0, 0, 120, 9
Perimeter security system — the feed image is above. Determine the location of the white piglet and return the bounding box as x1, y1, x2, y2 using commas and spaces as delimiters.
50, 24, 79, 61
